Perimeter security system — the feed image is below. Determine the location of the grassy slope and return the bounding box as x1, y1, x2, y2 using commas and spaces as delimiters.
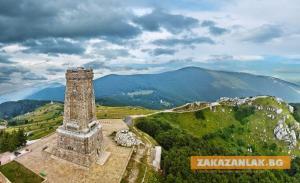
96, 105, 156, 119
0, 100, 50, 119
8, 103, 63, 140
5, 103, 156, 140
141, 97, 299, 156
0, 161, 44, 183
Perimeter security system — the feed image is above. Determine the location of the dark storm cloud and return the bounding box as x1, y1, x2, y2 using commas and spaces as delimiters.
0, 76, 10, 82
243, 24, 283, 43
0, 0, 141, 43
151, 48, 176, 56
0, 0, 56, 17
201, 20, 228, 36
23, 38, 85, 55
152, 37, 215, 46
133, 9, 199, 33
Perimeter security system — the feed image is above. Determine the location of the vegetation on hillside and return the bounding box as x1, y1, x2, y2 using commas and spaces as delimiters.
291, 103, 300, 122
0, 161, 44, 183
6, 103, 64, 140
96, 105, 156, 119
1, 101, 156, 141
0, 129, 26, 152
135, 97, 300, 182
0, 100, 51, 119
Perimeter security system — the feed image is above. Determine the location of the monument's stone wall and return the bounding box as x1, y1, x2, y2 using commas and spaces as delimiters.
53, 67, 103, 167
56, 124, 103, 154
63, 68, 96, 131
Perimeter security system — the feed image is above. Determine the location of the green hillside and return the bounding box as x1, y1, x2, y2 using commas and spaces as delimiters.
135, 96, 300, 182
96, 105, 156, 119
0, 100, 51, 119
7, 102, 64, 140
4, 102, 155, 140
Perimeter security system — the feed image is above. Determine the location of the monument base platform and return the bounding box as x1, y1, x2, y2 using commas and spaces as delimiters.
52, 121, 104, 167
52, 147, 99, 167
16, 119, 133, 183
97, 151, 111, 165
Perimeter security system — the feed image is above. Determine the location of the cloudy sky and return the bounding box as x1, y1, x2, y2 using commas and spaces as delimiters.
0, 0, 300, 96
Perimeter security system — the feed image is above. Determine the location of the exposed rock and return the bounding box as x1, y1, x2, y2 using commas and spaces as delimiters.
267, 114, 275, 120
290, 130, 297, 148
288, 105, 294, 113
114, 129, 142, 147
274, 119, 297, 149
292, 122, 300, 131
247, 147, 252, 153
276, 108, 283, 114
173, 101, 209, 112
209, 103, 218, 112
219, 97, 251, 106
152, 146, 162, 171
275, 97, 284, 104
256, 106, 263, 110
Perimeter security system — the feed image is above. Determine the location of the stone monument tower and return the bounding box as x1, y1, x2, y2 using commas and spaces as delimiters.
53, 67, 103, 167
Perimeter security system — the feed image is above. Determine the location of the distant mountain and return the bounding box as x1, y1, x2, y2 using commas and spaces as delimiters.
0, 82, 63, 104
27, 67, 300, 109
0, 100, 51, 119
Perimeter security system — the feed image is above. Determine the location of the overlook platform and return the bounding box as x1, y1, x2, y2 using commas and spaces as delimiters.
16, 119, 133, 183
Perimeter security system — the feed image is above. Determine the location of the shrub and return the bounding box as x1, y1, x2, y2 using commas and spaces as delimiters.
234, 106, 255, 125
194, 110, 205, 120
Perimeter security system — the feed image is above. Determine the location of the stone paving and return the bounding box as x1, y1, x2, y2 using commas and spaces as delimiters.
16, 119, 133, 183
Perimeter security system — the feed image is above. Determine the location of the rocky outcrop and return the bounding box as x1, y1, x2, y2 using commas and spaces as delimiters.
267, 114, 275, 120
276, 109, 283, 114
288, 105, 294, 113
173, 101, 209, 112
114, 129, 142, 147
274, 119, 297, 149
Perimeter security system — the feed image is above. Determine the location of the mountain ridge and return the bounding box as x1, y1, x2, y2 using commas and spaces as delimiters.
26, 67, 300, 109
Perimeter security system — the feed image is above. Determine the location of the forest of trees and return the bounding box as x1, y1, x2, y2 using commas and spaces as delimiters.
0, 129, 27, 153
136, 118, 300, 183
